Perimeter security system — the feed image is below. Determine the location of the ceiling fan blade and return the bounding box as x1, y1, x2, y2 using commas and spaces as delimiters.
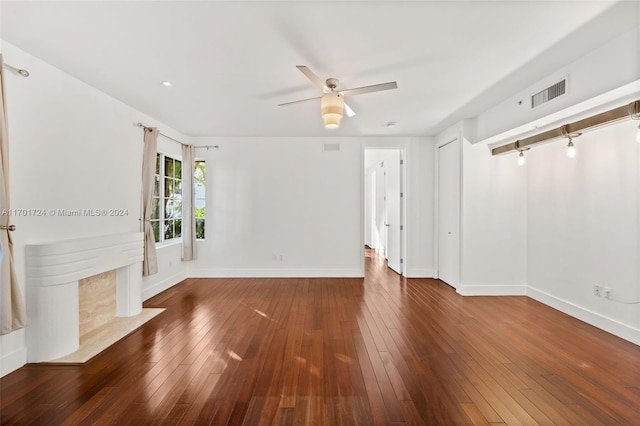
344, 102, 356, 118
296, 65, 327, 91
340, 81, 397, 97
278, 95, 322, 107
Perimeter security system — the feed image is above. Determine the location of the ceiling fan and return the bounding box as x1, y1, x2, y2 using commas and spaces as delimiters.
278, 65, 398, 129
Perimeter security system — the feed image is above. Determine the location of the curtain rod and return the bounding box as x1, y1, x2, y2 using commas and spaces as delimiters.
2, 63, 30, 77
492, 99, 640, 156
136, 122, 219, 149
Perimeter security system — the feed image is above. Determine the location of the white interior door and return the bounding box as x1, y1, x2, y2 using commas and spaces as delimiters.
385, 150, 402, 274
438, 139, 460, 288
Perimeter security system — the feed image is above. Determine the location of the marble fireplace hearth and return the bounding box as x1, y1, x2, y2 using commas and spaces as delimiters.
25, 232, 164, 363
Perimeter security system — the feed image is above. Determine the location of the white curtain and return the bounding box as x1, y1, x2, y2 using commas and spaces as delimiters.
0, 54, 28, 334
181, 144, 197, 261
141, 127, 159, 276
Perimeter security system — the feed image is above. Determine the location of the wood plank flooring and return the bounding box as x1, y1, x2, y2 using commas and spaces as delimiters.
1, 248, 639, 424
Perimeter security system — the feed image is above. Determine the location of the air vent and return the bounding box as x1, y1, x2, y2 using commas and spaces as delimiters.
531, 78, 566, 109
324, 143, 340, 151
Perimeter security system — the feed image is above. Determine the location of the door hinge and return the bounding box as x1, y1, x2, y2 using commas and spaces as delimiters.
400, 258, 404, 264
400, 225, 403, 231
400, 192, 404, 198
400, 159, 404, 165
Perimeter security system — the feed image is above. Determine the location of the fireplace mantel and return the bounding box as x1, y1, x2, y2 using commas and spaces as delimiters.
25, 232, 144, 362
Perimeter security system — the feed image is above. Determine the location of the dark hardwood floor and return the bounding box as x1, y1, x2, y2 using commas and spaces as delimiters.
1, 249, 639, 425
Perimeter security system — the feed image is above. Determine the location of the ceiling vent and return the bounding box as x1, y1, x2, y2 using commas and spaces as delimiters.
531, 78, 567, 109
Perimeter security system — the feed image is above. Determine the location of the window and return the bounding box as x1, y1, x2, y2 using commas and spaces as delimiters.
194, 160, 206, 239
151, 153, 182, 243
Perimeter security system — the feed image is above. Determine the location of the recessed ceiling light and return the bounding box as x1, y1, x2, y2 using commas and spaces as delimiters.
161, 81, 172, 87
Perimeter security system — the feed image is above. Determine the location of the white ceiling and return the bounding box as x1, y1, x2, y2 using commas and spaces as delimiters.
2, 1, 638, 138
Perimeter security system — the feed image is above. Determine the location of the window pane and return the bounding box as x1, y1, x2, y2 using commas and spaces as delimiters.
164, 198, 173, 219
165, 157, 173, 177
175, 218, 182, 238
151, 220, 160, 243
151, 198, 159, 219
195, 161, 205, 182
154, 175, 160, 197
196, 219, 205, 239
164, 220, 174, 240
174, 180, 182, 195
156, 153, 161, 175
164, 178, 174, 198
195, 201, 205, 219
174, 160, 182, 179
173, 200, 182, 219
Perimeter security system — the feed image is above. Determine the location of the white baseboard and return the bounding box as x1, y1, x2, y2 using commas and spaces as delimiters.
405, 268, 435, 278
1, 346, 27, 377
188, 268, 364, 278
142, 271, 189, 301
527, 286, 640, 346
457, 284, 527, 296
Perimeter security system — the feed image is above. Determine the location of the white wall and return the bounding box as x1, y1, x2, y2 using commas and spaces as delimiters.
459, 132, 528, 295
526, 120, 639, 343
188, 136, 435, 278
0, 42, 188, 376
405, 137, 435, 278
188, 137, 363, 277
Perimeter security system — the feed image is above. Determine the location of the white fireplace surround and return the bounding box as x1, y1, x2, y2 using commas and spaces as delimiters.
25, 232, 144, 362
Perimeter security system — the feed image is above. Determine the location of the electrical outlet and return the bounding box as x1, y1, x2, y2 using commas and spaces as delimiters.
594, 285, 602, 296
604, 287, 613, 300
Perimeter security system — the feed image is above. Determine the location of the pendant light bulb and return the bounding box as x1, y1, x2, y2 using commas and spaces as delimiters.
566, 140, 576, 158
517, 151, 525, 166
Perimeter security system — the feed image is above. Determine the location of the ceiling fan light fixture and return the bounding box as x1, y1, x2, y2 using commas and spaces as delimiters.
321, 92, 344, 129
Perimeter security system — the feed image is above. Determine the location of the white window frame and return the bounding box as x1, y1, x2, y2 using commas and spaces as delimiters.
194, 159, 206, 240
151, 152, 183, 244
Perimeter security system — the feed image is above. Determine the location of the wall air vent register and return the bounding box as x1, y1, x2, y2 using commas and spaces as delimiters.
531, 78, 567, 109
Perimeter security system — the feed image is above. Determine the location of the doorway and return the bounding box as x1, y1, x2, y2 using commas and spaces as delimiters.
364, 148, 404, 275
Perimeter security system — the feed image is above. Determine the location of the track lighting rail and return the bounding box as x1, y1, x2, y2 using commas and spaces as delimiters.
492, 99, 640, 156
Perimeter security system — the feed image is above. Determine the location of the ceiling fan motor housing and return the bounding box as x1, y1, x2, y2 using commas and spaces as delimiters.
326, 78, 339, 90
